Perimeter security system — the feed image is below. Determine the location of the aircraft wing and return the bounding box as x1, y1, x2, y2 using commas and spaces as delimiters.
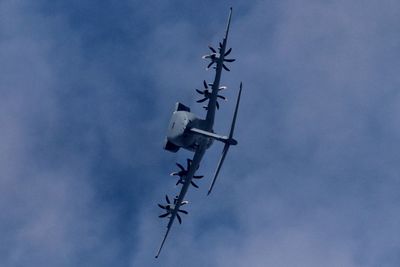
203, 7, 235, 131
155, 145, 207, 258
156, 8, 240, 258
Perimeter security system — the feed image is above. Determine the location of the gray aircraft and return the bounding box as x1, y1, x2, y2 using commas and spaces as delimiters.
156, 8, 242, 258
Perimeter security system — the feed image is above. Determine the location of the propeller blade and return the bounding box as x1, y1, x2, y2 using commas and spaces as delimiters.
209, 45, 216, 53
191, 181, 199, 188
222, 64, 230, 71
159, 212, 170, 218
224, 47, 232, 57
176, 163, 185, 172
207, 62, 214, 69
203, 80, 208, 89
217, 95, 226, 100
170, 172, 179, 176
197, 98, 208, 103
165, 195, 170, 204
219, 86, 227, 90
224, 58, 235, 62
219, 42, 223, 49
193, 175, 204, 179
196, 89, 204, 95
216, 101, 220, 109
178, 209, 188, 214
177, 213, 182, 224
158, 204, 166, 209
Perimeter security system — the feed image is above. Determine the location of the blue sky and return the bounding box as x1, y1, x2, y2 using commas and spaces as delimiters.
1, 1, 400, 266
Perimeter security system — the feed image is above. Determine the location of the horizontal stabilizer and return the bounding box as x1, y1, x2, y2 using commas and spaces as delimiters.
208, 82, 242, 195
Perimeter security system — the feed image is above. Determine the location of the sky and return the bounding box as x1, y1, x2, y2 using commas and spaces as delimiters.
1, 0, 400, 266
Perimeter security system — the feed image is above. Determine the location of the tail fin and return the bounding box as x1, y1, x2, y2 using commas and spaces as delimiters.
207, 82, 242, 195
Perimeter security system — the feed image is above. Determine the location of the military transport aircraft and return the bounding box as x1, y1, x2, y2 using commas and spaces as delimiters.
156, 8, 242, 258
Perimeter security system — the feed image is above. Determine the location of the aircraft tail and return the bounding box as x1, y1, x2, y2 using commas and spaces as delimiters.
207, 82, 242, 195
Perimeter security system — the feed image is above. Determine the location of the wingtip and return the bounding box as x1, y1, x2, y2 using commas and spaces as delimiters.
155, 249, 161, 259
224, 7, 233, 40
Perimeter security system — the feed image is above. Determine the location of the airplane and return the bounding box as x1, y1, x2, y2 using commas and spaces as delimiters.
155, 7, 242, 258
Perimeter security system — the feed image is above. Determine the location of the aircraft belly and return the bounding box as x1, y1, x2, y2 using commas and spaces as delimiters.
182, 134, 212, 152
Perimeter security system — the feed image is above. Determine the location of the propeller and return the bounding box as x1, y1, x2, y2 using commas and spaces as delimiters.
170, 159, 203, 188
196, 80, 227, 110
220, 46, 235, 71
202, 44, 235, 71
158, 195, 188, 224
221, 47, 235, 71
202, 46, 219, 69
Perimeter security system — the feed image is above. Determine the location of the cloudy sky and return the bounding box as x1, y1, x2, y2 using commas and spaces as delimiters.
1, 1, 400, 266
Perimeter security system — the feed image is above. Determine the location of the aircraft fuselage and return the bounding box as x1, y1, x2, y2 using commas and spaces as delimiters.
164, 103, 213, 152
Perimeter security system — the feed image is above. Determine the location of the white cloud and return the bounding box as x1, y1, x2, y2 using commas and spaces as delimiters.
2, 1, 400, 266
